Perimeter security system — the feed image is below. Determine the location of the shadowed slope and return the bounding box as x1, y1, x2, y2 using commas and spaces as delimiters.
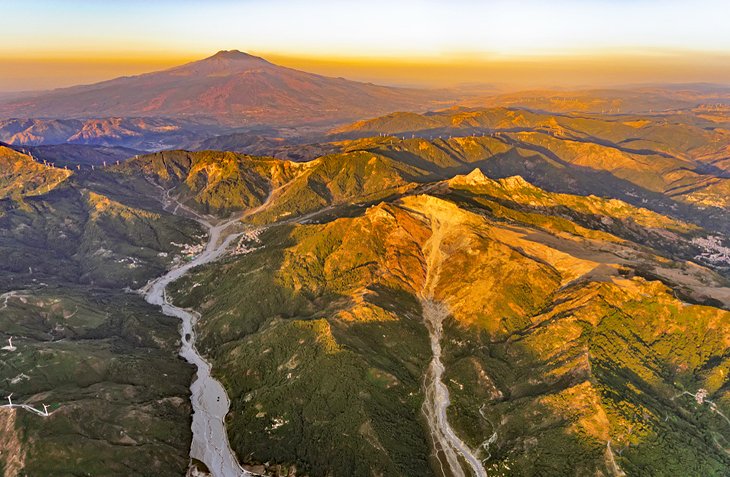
169, 173, 730, 476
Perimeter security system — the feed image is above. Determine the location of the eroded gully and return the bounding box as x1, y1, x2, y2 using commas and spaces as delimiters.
420, 217, 489, 477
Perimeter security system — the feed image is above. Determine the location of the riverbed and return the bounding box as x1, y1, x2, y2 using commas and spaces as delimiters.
143, 216, 249, 477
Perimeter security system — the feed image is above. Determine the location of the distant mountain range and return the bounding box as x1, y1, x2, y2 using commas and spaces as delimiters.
0, 50, 450, 126
2, 52, 729, 153
462, 86, 730, 114
0, 117, 227, 150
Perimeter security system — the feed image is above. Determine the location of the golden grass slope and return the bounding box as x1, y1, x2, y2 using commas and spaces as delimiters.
449, 168, 698, 233
0, 146, 71, 199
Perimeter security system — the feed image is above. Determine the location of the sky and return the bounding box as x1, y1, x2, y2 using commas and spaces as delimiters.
1, 0, 730, 91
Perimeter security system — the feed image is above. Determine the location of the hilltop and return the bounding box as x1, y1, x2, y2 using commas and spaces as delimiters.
329, 108, 730, 232
0, 145, 71, 199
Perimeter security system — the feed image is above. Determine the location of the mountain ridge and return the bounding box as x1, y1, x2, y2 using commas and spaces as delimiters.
2, 137, 729, 476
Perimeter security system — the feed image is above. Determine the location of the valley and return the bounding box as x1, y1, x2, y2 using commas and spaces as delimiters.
148, 140, 728, 476
144, 206, 249, 477
1, 51, 729, 477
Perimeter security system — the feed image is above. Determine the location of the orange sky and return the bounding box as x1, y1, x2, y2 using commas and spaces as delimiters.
265, 51, 730, 89
1, 0, 729, 91
1, 57, 190, 91
3, 50, 730, 93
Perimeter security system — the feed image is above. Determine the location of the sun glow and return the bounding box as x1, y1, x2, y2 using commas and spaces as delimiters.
1, 0, 729, 90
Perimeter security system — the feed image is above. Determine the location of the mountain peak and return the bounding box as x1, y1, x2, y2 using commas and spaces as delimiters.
207, 50, 266, 62
498, 175, 534, 190
0, 50, 441, 125
448, 168, 493, 187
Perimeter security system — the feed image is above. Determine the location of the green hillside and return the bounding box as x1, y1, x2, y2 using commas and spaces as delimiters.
2, 112, 729, 476
168, 165, 730, 476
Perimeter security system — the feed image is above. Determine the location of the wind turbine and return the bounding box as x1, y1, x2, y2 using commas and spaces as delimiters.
2, 336, 15, 352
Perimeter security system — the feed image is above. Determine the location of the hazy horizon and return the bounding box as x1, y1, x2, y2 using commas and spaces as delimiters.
3, 49, 730, 93
2, 0, 730, 92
